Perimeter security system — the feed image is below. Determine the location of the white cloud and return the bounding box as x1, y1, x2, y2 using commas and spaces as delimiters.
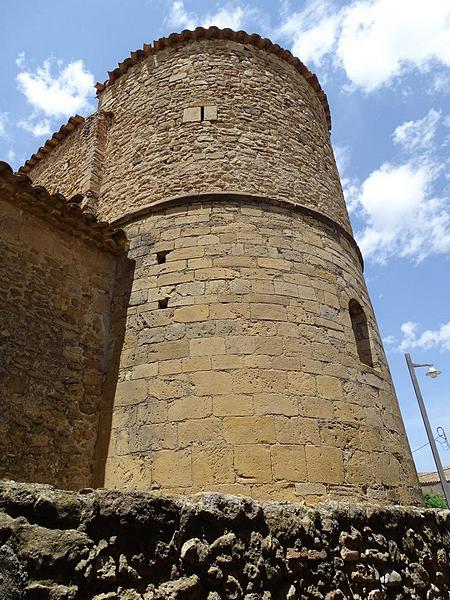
393, 109, 441, 152
431, 71, 450, 95
278, 0, 450, 91
16, 57, 94, 119
334, 145, 360, 213
0, 112, 8, 138
337, 0, 450, 91
167, 0, 245, 31
203, 6, 245, 29
354, 160, 450, 262
18, 117, 52, 137
15, 52, 25, 68
398, 320, 450, 352
167, 0, 196, 29
277, 1, 339, 67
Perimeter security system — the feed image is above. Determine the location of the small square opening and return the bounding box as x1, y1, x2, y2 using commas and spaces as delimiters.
156, 250, 170, 264
158, 298, 169, 309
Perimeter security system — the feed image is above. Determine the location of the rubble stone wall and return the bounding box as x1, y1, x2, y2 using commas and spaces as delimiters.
0, 481, 448, 600
104, 196, 421, 506
26, 119, 91, 199
26, 39, 350, 233
0, 196, 123, 489
96, 39, 350, 231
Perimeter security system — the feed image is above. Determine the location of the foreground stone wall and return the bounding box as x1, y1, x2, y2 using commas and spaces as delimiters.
104, 196, 421, 506
0, 480, 448, 600
0, 193, 125, 489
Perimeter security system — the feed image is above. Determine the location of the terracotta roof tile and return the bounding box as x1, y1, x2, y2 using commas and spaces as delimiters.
0, 161, 127, 255
18, 115, 85, 175
94, 27, 332, 130
418, 466, 450, 486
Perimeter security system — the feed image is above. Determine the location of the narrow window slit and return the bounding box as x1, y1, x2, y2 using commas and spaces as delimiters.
158, 298, 169, 309
200, 106, 205, 121
349, 299, 373, 367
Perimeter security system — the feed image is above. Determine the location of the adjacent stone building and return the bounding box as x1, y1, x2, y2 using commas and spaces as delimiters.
3, 27, 422, 505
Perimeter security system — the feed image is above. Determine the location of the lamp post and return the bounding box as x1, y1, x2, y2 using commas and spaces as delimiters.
405, 353, 450, 506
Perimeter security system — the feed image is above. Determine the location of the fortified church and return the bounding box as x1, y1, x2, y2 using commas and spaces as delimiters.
1, 27, 422, 506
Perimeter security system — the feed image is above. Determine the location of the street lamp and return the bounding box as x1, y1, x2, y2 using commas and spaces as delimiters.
405, 353, 450, 506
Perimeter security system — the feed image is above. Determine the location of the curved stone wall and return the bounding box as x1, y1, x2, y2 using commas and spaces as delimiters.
104, 196, 421, 505
96, 38, 350, 232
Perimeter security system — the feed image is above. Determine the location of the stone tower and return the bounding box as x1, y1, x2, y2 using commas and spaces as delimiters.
20, 28, 422, 505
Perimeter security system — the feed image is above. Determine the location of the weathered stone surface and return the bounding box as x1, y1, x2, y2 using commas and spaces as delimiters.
0, 481, 448, 599
0, 190, 130, 490
8, 32, 422, 506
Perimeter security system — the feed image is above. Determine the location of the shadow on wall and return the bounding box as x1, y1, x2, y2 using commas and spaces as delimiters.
93, 255, 135, 488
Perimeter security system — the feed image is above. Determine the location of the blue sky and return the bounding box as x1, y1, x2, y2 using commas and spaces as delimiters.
1, 0, 450, 473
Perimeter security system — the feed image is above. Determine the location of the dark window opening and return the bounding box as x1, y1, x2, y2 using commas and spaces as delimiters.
158, 298, 169, 309
156, 250, 170, 264
200, 106, 205, 121
349, 299, 373, 367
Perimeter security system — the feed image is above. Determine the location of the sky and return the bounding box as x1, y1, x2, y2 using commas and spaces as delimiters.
1, 0, 450, 474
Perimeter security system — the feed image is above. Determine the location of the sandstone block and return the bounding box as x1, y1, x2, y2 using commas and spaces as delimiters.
137, 400, 167, 424
183, 107, 202, 122
213, 394, 254, 416
211, 355, 242, 369
168, 397, 212, 421
254, 394, 297, 416
234, 444, 271, 482
223, 416, 276, 444
287, 372, 316, 395
153, 450, 192, 487
306, 445, 344, 484
191, 371, 233, 395
127, 423, 177, 452
271, 445, 307, 482
274, 416, 320, 444
192, 445, 234, 485
178, 418, 223, 446
104, 456, 152, 489
115, 380, 147, 406
294, 482, 326, 496
317, 375, 343, 400
250, 303, 287, 321
174, 305, 209, 323
203, 105, 218, 120
190, 337, 225, 356
148, 340, 190, 362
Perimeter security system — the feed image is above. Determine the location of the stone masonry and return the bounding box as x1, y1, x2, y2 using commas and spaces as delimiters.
9, 28, 422, 505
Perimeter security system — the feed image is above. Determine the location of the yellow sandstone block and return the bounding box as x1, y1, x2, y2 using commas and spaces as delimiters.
174, 305, 209, 322
223, 416, 276, 444
168, 397, 212, 421
178, 417, 223, 446
190, 337, 225, 356
192, 445, 234, 485
234, 445, 271, 482
191, 370, 233, 395
306, 445, 344, 484
317, 375, 343, 399
213, 394, 254, 416
153, 450, 191, 487
271, 445, 307, 482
